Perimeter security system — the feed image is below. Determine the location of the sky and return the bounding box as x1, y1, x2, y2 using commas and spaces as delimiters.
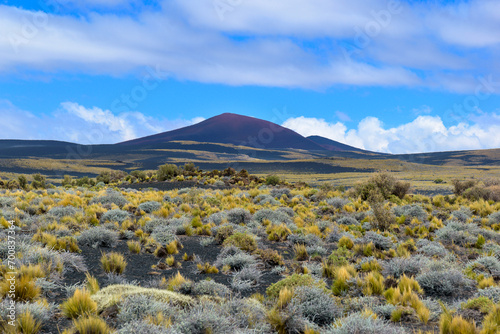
0, 0, 499, 153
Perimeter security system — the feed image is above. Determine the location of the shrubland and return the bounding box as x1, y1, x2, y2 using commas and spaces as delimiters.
0, 170, 498, 333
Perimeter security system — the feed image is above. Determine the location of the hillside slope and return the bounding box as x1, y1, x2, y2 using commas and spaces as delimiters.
118, 113, 325, 151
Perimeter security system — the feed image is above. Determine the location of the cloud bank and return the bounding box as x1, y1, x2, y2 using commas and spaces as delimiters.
0, 100, 203, 144
0, 0, 499, 91
283, 114, 500, 154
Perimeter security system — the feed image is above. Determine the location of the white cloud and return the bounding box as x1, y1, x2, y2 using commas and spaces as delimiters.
282, 116, 348, 143
283, 114, 500, 154
0, 100, 202, 144
0, 1, 498, 91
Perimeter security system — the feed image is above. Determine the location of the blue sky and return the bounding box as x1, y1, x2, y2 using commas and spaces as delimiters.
0, 0, 499, 153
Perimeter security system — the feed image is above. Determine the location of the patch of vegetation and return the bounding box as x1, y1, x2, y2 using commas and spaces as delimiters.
0, 168, 499, 333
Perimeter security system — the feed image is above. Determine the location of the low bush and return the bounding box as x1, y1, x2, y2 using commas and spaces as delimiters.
338, 236, 354, 249
287, 233, 321, 247
232, 265, 262, 291
416, 269, 475, 298
417, 240, 448, 258
466, 256, 500, 278
253, 194, 279, 205
214, 225, 234, 244
192, 280, 230, 298
360, 231, 393, 250
116, 320, 170, 334
327, 197, 350, 210
215, 246, 257, 270
324, 311, 406, 334
474, 286, 500, 303
487, 211, 500, 225
266, 223, 291, 242
223, 232, 257, 252
253, 208, 293, 226
435, 221, 482, 246
266, 274, 326, 299
393, 204, 427, 221
150, 226, 177, 245
451, 207, 472, 223
354, 173, 410, 200
48, 206, 79, 219
270, 188, 291, 198
336, 216, 359, 226
78, 227, 119, 248
116, 294, 177, 324
90, 192, 128, 207
137, 201, 161, 213
382, 255, 429, 279
254, 248, 285, 267
225, 208, 251, 225
291, 286, 341, 326
327, 246, 353, 267
101, 209, 130, 223
265, 175, 281, 186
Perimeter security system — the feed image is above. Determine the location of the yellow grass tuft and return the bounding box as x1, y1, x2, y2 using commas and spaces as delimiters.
100, 252, 127, 274
61, 289, 97, 319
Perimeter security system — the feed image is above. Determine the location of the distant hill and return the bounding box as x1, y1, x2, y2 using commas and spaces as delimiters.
307, 135, 369, 153
118, 113, 325, 151
0, 112, 499, 179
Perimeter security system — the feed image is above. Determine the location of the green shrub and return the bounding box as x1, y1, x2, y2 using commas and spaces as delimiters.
254, 248, 284, 267
265, 175, 281, 186
223, 232, 257, 252
328, 247, 353, 267
157, 164, 179, 181
354, 173, 410, 200
266, 274, 326, 299
215, 225, 234, 244
461, 296, 494, 314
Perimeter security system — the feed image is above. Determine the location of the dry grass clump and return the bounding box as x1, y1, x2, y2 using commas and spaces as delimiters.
0, 273, 42, 302
166, 271, 191, 291
64, 316, 111, 334
439, 302, 478, 334
100, 252, 127, 274
16, 310, 42, 334
85, 273, 100, 295
127, 240, 141, 254
61, 289, 97, 319
293, 244, 309, 261
197, 262, 219, 274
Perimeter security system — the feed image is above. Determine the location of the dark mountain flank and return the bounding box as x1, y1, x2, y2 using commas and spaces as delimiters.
118, 113, 325, 151
307, 135, 368, 153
